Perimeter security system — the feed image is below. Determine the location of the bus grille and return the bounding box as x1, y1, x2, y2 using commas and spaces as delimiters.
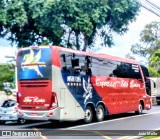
20, 81, 49, 88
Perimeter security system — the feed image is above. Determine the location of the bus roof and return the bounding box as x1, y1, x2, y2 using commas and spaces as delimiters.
51, 46, 140, 65
18, 46, 140, 65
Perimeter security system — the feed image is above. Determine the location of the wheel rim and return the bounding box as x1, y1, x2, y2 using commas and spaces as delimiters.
139, 104, 142, 113
97, 108, 103, 119
85, 109, 92, 121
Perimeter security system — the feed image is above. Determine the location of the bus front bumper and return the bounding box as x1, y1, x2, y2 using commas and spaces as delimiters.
18, 107, 60, 121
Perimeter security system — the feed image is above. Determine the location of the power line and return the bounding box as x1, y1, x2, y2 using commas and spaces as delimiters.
140, 0, 160, 17
141, 4, 160, 17
146, 0, 160, 12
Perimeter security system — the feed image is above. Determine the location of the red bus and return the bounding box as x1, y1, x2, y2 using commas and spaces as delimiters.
16, 46, 152, 123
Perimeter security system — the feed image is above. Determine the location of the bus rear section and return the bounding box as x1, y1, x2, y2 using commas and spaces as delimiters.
17, 47, 59, 121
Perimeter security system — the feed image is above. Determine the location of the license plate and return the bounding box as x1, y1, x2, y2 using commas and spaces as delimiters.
0, 117, 9, 120
31, 113, 38, 116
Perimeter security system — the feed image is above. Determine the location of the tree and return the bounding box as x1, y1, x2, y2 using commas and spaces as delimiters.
0, 0, 140, 51
0, 64, 15, 90
125, 52, 136, 60
131, 21, 160, 59
148, 49, 160, 77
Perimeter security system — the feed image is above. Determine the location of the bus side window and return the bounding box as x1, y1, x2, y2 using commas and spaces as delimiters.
113, 62, 132, 78
60, 53, 67, 70
91, 58, 100, 76
60, 52, 73, 74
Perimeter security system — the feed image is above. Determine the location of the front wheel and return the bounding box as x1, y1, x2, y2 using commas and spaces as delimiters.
96, 105, 105, 122
84, 106, 93, 124
135, 102, 143, 114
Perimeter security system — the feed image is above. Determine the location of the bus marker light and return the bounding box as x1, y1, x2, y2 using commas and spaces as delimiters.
48, 112, 53, 117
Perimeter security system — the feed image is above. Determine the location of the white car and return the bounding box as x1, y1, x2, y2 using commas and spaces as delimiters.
0, 99, 25, 124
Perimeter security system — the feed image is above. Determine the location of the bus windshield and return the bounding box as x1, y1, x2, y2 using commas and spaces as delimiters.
17, 48, 52, 80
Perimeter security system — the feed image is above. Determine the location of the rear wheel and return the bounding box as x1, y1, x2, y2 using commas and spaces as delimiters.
135, 102, 143, 114
96, 105, 105, 122
84, 106, 93, 124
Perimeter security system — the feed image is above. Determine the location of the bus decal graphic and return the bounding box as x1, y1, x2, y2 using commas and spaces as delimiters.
21, 49, 46, 77
96, 79, 121, 88
96, 79, 141, 88
23, 96, 46, 103
67, 76, 81, 82
83, 78, 92, 104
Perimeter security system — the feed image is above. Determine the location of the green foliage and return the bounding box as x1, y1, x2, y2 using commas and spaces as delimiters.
131, 21, 160, 58
0, 64, 15, 90
0, 0, 140, 51
148, 49, 160, 77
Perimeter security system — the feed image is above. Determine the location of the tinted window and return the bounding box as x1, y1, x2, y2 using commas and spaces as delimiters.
141, 65, 149, 78
60, 51, 142, 79
1, 100, 16, 107
131, 64, 142, 79
91, 58, 121, 76
60, 51, 92, 75
90, 58, 100, 76
114, 63, 131, 78
140, 65, 151, 96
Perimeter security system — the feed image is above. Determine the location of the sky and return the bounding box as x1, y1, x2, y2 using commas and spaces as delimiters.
0, 0, 160, 63
98, 0, 160, 63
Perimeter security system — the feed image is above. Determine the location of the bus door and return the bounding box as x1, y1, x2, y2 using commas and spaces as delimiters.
60, 77, 84, 121
60, 88, 76, 120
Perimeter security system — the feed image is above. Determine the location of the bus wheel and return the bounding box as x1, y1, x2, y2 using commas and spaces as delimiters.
135, 102, 143, 114
84, 106, 93, 124
96, 105, 104, 122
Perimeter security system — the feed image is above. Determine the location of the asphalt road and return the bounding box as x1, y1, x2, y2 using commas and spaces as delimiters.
1, 105, 160, 139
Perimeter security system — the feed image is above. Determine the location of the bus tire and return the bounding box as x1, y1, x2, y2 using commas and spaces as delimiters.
135, 102, 143, 114
96, 105, 105, 122
84, 106, 93, 124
